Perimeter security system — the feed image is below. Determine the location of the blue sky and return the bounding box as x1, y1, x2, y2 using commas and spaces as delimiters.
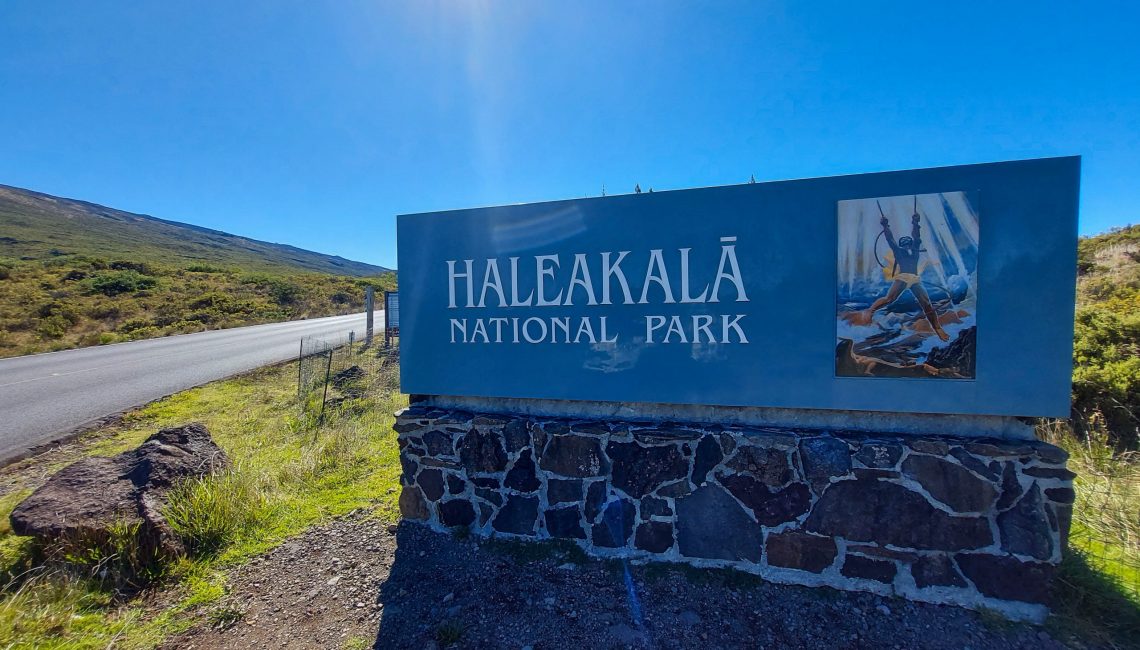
1, 2, 1136, 269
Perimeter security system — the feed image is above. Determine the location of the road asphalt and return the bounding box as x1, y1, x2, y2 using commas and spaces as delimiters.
0, 311, 381, 464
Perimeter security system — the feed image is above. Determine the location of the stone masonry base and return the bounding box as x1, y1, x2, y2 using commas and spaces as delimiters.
394, 407, 1074, 622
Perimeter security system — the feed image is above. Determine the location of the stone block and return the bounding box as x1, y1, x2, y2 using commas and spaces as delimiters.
854, 442, 903, 469
606, 440, 688, 498
911, 554, 967, 589
439, 500, 475, 527
398, 486, 429, 520
841, 555, 896, 584
492, 495, 539, 536
504, 449, 540, 493
548, 479, 583, 504
634, 521, 674, 553
458, 429, 507, 473
955, 554, 1052, 604
901, 455, 997, 513
997, 484, 1054, 560
717, 472, 811, 526
726, 446, 792, 487
592, 499, 635, 547
545, 506, 586, 539
765, 531, 836, 573
805, 479, 992, 551
691, 435, 723, 486
540, 435, 609, 478
676, 485, 762, 562
419, 468, 444, 501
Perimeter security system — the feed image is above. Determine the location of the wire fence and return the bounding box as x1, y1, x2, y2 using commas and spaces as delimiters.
297, 331, 398, 421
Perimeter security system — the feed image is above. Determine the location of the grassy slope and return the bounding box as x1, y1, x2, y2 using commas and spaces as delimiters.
0, 184, 396, 358
0, 352, 405, 648
1042, 225, 1140, 647
0, 185, 390, 276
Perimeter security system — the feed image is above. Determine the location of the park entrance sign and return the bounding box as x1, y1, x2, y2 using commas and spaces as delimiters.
393, 157, 1080, 622
398, 156, 1078, 418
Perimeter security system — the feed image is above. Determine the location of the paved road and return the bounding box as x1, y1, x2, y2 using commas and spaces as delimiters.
0, 311, 381, 463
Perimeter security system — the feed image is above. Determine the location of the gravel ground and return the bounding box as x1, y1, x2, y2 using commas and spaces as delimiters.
166, 511, 1066, 650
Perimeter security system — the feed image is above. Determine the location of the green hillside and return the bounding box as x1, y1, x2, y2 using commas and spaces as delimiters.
0, 185, 395, 358
0, 184, 389, 276
1073, 224, 1140, 448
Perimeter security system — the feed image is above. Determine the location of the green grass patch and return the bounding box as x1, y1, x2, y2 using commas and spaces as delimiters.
0, 353, 406, 647
1041, 423, 1140, 647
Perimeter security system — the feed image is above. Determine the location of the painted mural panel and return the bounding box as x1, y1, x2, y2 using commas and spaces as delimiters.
836, 192, 979, 379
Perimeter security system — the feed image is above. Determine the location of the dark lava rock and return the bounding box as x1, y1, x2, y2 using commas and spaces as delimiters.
955, 553, 1053, 603
330, 365, 365, 389
439, 500, 476, 527
547, 479, 583, 504
996, 462, 1023, 511
474, 488, 502, 507
676, 485, 762, 562
726, 446, 792, 487
717, 473, 811, 526
656, 480, 692, 498
584, 480, 607, 523
1023, 466, 1077, 480
544, 506, 586, 539
841, 555, 896, 584
539, 435, 609, 478
504, 449, 540, 493
640, 496, 672, 519
901, 455, 997, 513
804, 479, 992, 551
418, 468, 444, 501
925, 326, 976, 376
399, 487, 430, 521
446, 474, 465, 495
477, 503, 493, 527
503, 420, 531, 453
911, 555, 967, 588
9, 423, 228, 560
422, 430, 456, 457
997, 484, 1054, 560
634, 521, 674, 553
458, 429, 507, 474
492, 495, 539, 535
399, 454, 418, 484
606, 440, 688, 499
1045, 487, 1075, 504
765, 531, 836, 573
854, 442, 903, 469
949, 447, 999, 481
471, 477, 500, 489
592, 499, 636, 548
799, 437, 851, 488
691, 435, 723, 486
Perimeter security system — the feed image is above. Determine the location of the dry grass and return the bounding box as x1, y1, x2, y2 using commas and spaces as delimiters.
1040, 419, 1140, 648
0, 352, 406, 648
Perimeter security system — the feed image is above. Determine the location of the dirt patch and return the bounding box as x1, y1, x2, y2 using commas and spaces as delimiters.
167, 513, 1062, 649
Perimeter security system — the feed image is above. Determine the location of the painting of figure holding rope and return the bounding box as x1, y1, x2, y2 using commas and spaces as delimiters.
836, 191, 979, 379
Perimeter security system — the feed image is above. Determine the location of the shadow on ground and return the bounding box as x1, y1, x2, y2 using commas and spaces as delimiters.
370, 521, 1058, 650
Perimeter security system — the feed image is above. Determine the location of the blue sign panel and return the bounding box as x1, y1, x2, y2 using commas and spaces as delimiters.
397, 157, 1079, 417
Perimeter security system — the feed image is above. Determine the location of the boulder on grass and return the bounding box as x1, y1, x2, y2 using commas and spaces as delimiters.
9, 422, 228, 564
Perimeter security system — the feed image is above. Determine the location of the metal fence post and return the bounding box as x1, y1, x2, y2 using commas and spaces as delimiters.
319, 349, 333, 422
365, 286, 374, 347
297, 339, 304, 397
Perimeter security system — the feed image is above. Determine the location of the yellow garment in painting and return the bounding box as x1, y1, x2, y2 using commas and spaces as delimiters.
895, 272, 921, 287
881, 250, 927, 283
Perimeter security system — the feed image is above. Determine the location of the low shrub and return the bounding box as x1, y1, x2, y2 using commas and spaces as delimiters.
84, 270, 158, 297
